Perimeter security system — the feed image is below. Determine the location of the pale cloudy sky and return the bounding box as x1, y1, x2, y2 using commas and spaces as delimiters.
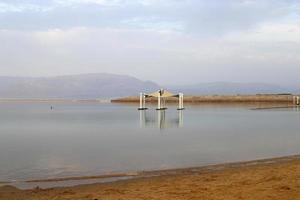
0, 0, 299, 85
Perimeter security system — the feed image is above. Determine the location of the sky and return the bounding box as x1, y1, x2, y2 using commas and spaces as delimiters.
0, 0, 299, 85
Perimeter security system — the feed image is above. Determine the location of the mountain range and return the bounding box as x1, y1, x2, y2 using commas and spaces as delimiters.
168, 82, 295, 95
0, 73, 158, 99
0, 73, 297, 99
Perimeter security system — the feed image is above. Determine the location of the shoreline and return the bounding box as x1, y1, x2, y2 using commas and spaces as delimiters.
3, 154, 300, 190
1, 154, 300, 199
112, 94, 297, 103
0, 94, 298, 104
0, 98, 110, 103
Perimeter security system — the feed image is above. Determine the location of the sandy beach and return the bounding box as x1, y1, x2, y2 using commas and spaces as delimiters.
1, 155, 300, 200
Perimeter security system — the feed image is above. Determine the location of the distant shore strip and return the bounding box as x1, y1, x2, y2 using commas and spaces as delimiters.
112, 94, 297, 103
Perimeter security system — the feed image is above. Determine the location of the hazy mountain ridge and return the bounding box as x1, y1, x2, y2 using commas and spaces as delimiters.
0, 74, 298, 99
0, 73, 159, 99
167, 82, 296, 95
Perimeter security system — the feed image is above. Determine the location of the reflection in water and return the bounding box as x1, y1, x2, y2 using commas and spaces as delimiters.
139, 110, 183, 129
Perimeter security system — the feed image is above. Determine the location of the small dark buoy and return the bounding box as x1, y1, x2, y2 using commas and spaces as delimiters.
50, 106, 53, 110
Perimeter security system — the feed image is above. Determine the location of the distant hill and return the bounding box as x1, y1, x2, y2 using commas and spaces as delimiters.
167, 82, 294, 95
0, 73, 159, 99
0, 74, 298, 99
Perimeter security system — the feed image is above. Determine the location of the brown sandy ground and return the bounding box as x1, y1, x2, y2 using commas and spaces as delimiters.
111, 94, 295, 103
1, 157, 300, 200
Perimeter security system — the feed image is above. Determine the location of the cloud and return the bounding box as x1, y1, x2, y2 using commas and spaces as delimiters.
121, 17, 184, 32
53, 0, 124, 7
0, 19, 299, 85
0, 0, 298, 33
225, 22, 300, 43
0, 2, 52, 13
0, 0, 299, 85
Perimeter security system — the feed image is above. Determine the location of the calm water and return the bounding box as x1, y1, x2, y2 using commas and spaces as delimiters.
0, 102, 300, 182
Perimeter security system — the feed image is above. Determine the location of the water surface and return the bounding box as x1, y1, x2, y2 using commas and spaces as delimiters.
0, 102, 300, 182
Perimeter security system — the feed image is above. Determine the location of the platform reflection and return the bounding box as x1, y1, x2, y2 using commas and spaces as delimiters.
139, 110, 183, 129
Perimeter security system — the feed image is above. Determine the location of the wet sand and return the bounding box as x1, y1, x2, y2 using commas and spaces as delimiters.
1, 155, 300, 200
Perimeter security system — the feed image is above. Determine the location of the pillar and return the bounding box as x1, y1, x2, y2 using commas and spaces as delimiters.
181, 93, 184, 109
293, 96, 296, 104
177, 93, 184, 110
139, 93, 143, 109
157, 93, 161, 110
138, 93, 147, 110
143, 93, 146, 108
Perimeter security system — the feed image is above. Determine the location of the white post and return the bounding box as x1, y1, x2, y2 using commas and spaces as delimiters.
178, 93, 184, 110
181, 93, 184, 109
138, 93, 147, 110
293, 96, 296, 104
157, 93, 161, 110
139, 93, 143, 109
178, 94, 181, 109
143, 93, 146, 108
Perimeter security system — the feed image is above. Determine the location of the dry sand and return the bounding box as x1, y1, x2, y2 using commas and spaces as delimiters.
111, 94, 295, 103
1, 155, 300, 200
